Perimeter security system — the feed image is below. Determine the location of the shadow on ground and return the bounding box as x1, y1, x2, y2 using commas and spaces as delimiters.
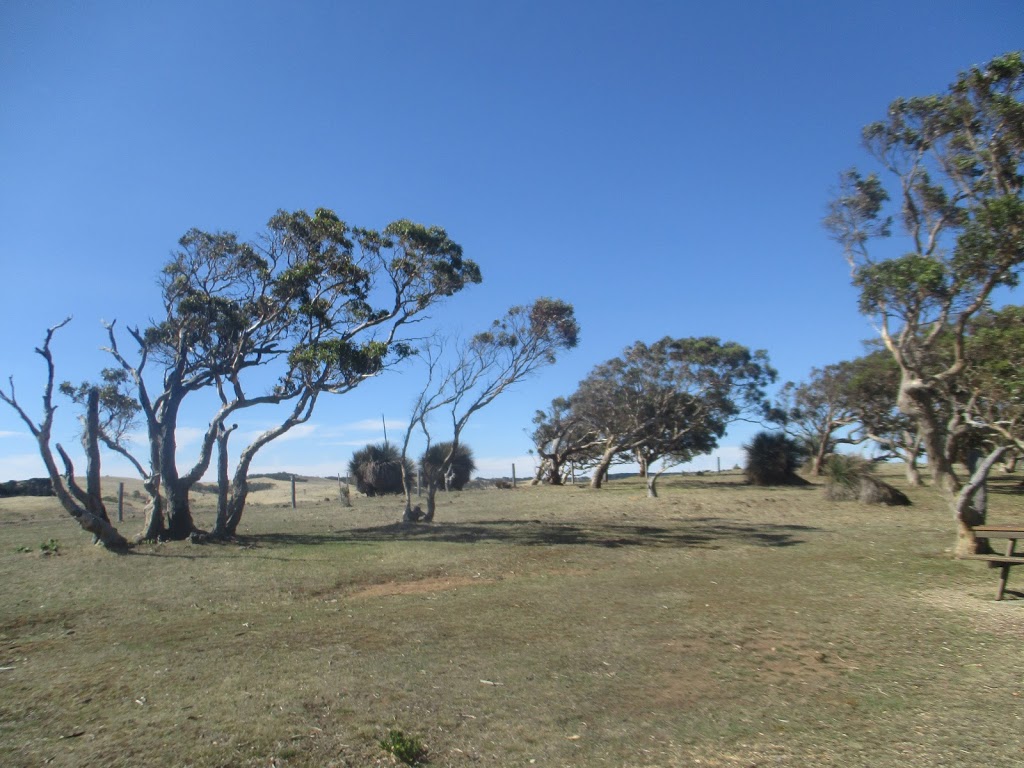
248, 516, 819, 551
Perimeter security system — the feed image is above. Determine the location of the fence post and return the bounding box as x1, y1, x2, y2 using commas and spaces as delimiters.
117, 482, 124, 522
512, 463, 516, 489
291, 475, 297, 509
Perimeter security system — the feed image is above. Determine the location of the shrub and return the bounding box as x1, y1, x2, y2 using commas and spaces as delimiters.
348, 443, 413, 497
744, 431, 807, 486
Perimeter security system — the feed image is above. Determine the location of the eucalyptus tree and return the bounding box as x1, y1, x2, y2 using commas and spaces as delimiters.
572, 337, 775, 496
0, 321, 129, 549
528, 397, 599, 485
7, 208, 480, 545
772, 362, 866, 476
825, 52, 1024, 553
842, 349, 926, 485
407, 298, 578, 519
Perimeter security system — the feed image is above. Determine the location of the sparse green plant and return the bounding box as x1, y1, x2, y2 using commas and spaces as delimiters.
39, 539, 60, 555
378, 728, 427, 766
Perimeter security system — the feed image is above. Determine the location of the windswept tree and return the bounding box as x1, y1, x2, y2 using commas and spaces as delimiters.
405, 298, 579, 519
572, 337, 776, 496
4, 209, 481, 545
772, 361, 867, 476
528, 397, 598, 485
825, 52, 1024, 554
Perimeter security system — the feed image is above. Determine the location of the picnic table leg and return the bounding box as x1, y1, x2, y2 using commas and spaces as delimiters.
996, 538, 1017, 601
996, 565, 1010, 601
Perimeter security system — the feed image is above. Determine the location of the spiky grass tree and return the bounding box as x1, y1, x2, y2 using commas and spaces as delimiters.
348, 443, 413, 497
419, 442, 476, 520
823, 453, 910, 505
744, 431, 807, 486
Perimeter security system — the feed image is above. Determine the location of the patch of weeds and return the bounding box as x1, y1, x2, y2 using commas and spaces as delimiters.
379, 729, 427, 766
15, 546, 33, 553
39, 539, 60, 555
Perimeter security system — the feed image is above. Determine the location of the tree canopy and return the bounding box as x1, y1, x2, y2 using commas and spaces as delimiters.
570, 336, 776, 496
825, 51, 1024, 553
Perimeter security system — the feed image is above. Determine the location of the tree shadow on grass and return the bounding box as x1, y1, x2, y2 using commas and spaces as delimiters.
986, 476, 1024, 496
248, 516, 819, 551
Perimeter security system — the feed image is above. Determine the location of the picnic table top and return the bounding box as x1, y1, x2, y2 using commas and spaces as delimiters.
971, 525, 1024, 537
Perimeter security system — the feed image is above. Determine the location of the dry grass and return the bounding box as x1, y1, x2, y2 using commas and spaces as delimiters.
2, 469, 1023, 767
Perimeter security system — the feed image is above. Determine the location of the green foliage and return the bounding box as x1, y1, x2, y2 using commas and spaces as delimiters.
39, 539, 60, 555
743, 432, 805, 486
378, 729, 427, 766
348, 443, 412, 497
571, 336, 776, 478
420, 442, 476, 490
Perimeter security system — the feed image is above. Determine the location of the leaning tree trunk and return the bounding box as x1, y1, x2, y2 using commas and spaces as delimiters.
810, 434, 830, 477
590, 445, 617, 489
41, 437, 127, 549
953, 447, 1008, 557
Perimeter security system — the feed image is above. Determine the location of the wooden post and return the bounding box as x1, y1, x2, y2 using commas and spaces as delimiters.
291, 475, 297, 509
117, 482, 124, 522
512, 463, 517, 489
717, 456, 721, 473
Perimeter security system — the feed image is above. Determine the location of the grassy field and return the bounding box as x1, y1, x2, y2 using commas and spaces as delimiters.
1, 469, 1023, 767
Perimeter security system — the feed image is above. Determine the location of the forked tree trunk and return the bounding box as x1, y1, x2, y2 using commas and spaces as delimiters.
899, 382, 959, 494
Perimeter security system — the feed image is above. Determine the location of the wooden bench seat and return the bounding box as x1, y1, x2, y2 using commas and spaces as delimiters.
958, 554, 1024, 565
960, 526, 1024, 600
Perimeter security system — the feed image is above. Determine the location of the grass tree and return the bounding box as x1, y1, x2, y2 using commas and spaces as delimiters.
743, 431, 807, 487
348, 443, 412, 497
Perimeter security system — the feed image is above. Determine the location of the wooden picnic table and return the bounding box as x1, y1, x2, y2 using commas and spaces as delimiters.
959, 525, 1024, 601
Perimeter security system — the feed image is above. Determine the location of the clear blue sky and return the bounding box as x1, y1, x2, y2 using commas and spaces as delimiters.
1, 1, 1021, 481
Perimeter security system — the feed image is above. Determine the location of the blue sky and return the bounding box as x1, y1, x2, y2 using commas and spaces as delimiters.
1, 1, 1021, 481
